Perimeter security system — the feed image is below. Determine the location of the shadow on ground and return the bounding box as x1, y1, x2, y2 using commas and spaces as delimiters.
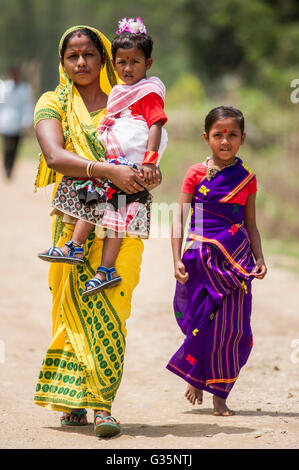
45, 420, 254, 440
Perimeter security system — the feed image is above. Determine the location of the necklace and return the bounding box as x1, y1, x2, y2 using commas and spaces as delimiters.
205, 156, 238, 181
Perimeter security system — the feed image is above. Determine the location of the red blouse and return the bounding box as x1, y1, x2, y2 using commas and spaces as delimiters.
181, 162, 257, 206
129, 92, 168, 128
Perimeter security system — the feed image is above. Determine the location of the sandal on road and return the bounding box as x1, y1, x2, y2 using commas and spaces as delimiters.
38, 240, 84, 265
61, 408, 88, 426
94, 413, 121, 437
82, 266, 121, 296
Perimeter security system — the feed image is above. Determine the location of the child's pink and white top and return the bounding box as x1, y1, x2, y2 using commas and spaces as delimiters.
97, 76, 168, 166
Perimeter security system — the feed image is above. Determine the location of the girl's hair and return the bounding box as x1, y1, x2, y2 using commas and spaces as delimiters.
60, 28, 105, 62
111, 31, 153, 61
205, 106, 245, 135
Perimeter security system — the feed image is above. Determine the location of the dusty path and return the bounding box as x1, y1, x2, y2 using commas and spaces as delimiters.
0, 160, 298, 449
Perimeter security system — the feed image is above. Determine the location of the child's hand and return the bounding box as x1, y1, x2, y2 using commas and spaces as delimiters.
252, 258, 267, 279
141, 164, 159, 187
174, 259, 189, 284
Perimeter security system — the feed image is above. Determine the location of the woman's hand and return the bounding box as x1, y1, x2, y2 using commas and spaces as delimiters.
105, 164, 145, 194
252, 258, 267, 279
174, 259, 189, 284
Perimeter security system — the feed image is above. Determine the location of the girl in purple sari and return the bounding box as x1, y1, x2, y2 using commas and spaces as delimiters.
167, 106, 267, 416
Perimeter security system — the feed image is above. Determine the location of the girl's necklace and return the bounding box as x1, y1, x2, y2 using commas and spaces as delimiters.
205, 156, 238, 181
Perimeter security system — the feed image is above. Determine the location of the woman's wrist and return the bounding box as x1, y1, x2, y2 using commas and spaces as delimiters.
93, 161, 113, 180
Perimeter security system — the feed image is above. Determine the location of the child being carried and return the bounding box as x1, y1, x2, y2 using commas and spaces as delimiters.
38, 17, 168, 296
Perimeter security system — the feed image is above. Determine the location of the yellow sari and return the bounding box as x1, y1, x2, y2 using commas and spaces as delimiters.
34, 26, 143, 413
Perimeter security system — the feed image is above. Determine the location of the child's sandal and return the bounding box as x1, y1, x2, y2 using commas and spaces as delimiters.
82, 267, 122, 296
38, 240, 84, 265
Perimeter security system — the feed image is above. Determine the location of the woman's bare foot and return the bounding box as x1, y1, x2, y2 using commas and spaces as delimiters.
185, 384, 203, 405
213, 395, 235, 416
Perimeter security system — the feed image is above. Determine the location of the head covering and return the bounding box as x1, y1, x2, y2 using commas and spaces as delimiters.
35, 25, 118, 190
58, 25, 117, 95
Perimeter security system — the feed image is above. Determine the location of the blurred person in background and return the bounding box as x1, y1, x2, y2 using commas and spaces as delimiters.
0, 66, 34, 179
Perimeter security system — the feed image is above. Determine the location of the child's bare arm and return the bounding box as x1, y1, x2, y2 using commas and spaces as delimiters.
141, 121, 162, 186
244, 193, 267, 279
171, 191, 193, 284
147, 121, 162, 151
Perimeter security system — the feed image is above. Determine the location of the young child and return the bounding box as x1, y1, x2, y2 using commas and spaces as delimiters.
38, 18, 168, 296
166, 106, 267, 416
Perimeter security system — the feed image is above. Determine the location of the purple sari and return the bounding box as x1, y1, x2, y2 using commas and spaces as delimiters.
166, 158, 256, 399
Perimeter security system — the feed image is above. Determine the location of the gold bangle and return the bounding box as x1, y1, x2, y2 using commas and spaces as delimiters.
89, 161, 97, 178
86, 161, 92, 178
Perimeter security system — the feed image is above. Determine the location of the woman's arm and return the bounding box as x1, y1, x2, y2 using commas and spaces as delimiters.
35, 119, 145, 194
171, 191, 193, 284
244, 192, 267, 279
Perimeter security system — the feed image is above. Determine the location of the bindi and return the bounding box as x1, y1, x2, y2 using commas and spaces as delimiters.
78, 49, 82, 53
77, 33, 81, 38
126, 56, 130, 60
223, 129, 227, 133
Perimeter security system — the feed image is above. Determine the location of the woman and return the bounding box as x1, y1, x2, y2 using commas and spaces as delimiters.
34, 25, 161, 437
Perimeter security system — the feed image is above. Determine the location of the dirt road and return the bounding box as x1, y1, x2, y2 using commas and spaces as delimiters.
0, 160, 298, 449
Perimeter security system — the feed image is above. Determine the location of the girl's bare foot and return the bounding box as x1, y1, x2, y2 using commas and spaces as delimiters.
213, 395, 235, 416
185, 384, 203, 405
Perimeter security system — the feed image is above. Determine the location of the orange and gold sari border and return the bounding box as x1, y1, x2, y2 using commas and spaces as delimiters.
187, 233, 252, 277
167, 362, 238, 387
206, 376, 238, 386
219, 166, 254, 203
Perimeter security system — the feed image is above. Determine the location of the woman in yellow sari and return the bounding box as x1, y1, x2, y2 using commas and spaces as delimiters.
34, 25, 160, 438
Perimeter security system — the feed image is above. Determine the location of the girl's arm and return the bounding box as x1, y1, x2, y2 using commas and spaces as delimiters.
35, 119, 145, 194
171, 191, 193, 284
244, 192, 267, 279
141, 120, 163, 188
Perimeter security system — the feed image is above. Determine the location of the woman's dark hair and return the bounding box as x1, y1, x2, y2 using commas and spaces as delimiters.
111, 32, 153, 61
60, 28, 105, 62
205, 106, 245, 135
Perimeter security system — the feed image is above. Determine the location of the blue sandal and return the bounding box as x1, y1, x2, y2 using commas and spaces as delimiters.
82, 266, 122, 296
61, 408, 88, 426
38, 240, 84, 265
94, 413, 121, 437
